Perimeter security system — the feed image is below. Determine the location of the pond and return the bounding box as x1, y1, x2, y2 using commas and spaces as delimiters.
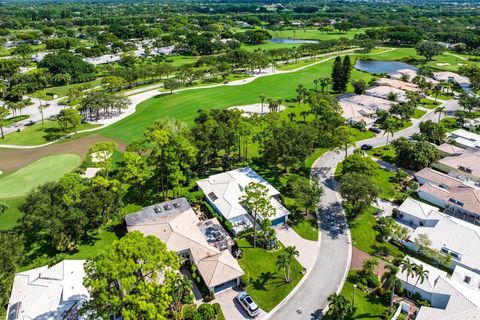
270, 37, 319, 44
354, 59, 418, 74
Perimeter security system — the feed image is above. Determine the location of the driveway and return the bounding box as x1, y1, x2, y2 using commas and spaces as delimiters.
275, 226, 318, 269
213, 287, 267, 320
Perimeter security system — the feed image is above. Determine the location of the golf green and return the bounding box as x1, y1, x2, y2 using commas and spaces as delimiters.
100, 56, 374, 142
0, 153, 81, 198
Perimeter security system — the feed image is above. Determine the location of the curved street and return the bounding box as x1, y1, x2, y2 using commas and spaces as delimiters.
269, 98, 452, 319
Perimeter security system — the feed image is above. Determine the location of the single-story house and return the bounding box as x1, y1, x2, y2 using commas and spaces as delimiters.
339, 94, 393, 112
339, 101, 376, 128
84, 54, 121, 65
376, 78, 421, 92
433, 71, 471, 89
389, 69, 417, 82
436, 143, 466, 157
396, 258, 480, 320
397, 197, 480, 273
432, 151, 480, 182
365, 86, 408, 103
125, 198, 244, 293
448, 129, 480, 150
7, 260, 89, 320
197, 167, 290, 234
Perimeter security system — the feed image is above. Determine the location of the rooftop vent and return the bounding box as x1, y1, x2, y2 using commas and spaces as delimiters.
153, 206, 162, 214
164, 204, 173, 211
173, 201, 181, 208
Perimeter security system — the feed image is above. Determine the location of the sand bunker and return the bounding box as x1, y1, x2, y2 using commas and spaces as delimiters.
229, 103, 286, 117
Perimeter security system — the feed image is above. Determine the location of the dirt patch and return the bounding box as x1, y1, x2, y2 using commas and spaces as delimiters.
0, 134, 126, 174
351, 246, 388, 278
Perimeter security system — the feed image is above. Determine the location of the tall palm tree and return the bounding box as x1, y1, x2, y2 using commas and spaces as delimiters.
435, 106, 445, 122
277, 246, 299, 283
411, 264, 429, 297
400, 258, 415, 297
381, 117, 399, 146
38, 102, 50, 125
300, 110, 309, 122
382, 264, 401, 314
432, 84, 442, 102
288, 112, 296, 122
259, 94, 266, 114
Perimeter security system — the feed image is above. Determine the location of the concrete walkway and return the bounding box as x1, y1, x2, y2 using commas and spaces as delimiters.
275, 226, 318, 269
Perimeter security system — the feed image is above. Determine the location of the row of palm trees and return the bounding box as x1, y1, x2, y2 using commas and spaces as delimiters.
327, 257, 430, 319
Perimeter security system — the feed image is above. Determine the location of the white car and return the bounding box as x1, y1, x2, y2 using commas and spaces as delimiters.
237, 291, 260, 317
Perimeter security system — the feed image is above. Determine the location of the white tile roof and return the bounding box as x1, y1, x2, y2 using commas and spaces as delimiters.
7, 260, 88, 320
397, 258, 480, 320
449, 129, 480, 149
339, 101, 376, 126
197, 167, 290, 222
339, 94, 393, 111
399, 198, 480, 272
365, 86, 408, 103
377, 78, 421, 92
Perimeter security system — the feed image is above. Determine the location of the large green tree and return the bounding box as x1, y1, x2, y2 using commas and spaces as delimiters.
339, 172, 379, 216
392, 137, 440, 170
415, 41, 445, 61
82, 231, 182, 320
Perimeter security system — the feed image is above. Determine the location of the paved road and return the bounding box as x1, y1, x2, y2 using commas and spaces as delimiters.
269, 102, 447, 320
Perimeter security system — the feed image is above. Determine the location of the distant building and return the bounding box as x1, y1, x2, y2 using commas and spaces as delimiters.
84, 54, 121, 65
389, 69, 418, 82
197, 167, 290, 234
125, 198, 244, 293
7, 260, 88, 320
339, 94, 393, 112
376, 78, 420, 92
365, 86, 408, 103
433, 71, 471, 90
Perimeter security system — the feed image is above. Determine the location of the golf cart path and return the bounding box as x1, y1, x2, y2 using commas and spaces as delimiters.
0, 47, 399, 149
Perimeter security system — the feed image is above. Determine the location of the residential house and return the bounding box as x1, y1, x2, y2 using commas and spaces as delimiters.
448, 129, 480, 150
433, 71, 471, 90
197, 167, 290, 234
84, 54, 121, 65
376, 78, 421, 92
397, 197, 480, 273
415, 167, 480, 221
432, 151, 480, 182
365, 86, 408, 103
339, 94, 393, 112
7, 260, 89, 320
339, 101, 376, 128
125, 198, 244, 293
436, 143, 465, 157
397, 258, 480, 320
389, 69, 418, 82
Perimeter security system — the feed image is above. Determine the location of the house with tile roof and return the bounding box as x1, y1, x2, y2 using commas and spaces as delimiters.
197, 167, 290, 234
339, 101, 376, 128
376, 78, 421, 92
432, 151, 480, 182
365, 86, 408, 103
6, 260, 88, 320
436, 143, 466, 157
448, 129, 480, 150
125, 197, 244, 293
339, 94, 393, 112
397, 258, 480, 320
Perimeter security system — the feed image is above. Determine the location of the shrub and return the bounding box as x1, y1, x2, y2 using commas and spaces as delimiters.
212, 303, 225, 320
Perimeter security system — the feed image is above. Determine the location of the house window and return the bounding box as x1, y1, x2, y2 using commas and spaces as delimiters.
465, 276, 471, 284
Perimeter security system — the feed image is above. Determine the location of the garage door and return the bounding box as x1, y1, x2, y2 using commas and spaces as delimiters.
214, 279, 238, 293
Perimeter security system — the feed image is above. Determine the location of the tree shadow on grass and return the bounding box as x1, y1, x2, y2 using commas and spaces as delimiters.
252, 271, 277, 291
41, 127, 64, 141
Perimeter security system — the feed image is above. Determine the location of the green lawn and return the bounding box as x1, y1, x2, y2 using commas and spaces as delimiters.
268, 28, 368, 41
0, 120, 99, 146
420, 98, 440, 109
349, 207, 404, 258
439, 117, 460, 132
367, 146, 396, 164
335, 271, 391, 320
291, 218, 318, 241
31, 79, 102, 100
237, 238, 303, 312
0, 154, 81, 198
100, 55, 374, 143
0, 197, 24, 230
412, 108, 426, 119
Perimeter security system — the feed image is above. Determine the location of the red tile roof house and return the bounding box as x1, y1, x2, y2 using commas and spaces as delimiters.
414, 168, 480, 223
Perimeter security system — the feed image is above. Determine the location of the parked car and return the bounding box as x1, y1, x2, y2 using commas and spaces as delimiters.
368, 127, 381, 134
237, 291, 260, 317
25, 120, 35, 126
361, 144, 373, 150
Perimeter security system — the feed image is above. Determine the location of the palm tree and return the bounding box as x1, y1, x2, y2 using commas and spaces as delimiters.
38, 102, 50, 125
435, 106, 445, 122
300, 110, 309, 122
381, 117, 399, 146
328, 293, 353, 320
277, 246, 300, 283
170, 274, 193, 311
288, 112, 296, 121
400, 258, 415, 297
320, 77, 331, 94
432, 84, 442, 102
259, 94, 266, 113
411, 263, 429, 297
382, 264, 401, 314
